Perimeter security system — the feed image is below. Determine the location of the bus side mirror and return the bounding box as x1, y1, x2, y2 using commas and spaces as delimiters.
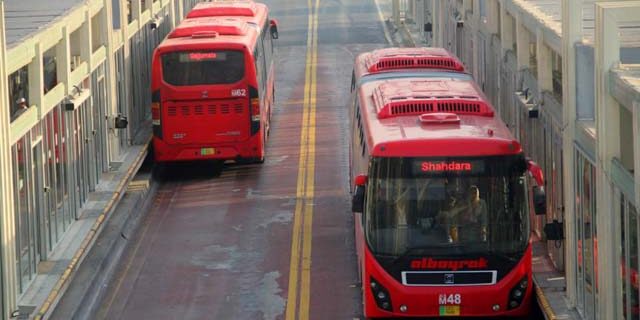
270, 19, 279, 39
352, 175, 367, 213
532, 186, 546, 215
527, 160, 547, 215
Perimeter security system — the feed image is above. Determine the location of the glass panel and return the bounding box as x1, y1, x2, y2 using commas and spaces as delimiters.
8, 65, 30, 121
575, 150, 585, 311
621, 196, 629, 319
46, 113, 59, 245
161, 50, 245, 86
13, 137, 35, 293
365, 155, 529, 257
583, 157, 595, 319
43, 47, 58, 94
631, 204, 639, 319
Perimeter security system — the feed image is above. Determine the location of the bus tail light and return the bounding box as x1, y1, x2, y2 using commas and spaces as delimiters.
151, 103, 161, 124
251, 98, 260, 121
508, 276, 528, 310
152, 90, 162, 138
249, 86, 260, 135
370, 277, 393, 312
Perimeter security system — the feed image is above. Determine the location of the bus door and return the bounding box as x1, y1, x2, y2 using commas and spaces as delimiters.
160, 49, 250, 145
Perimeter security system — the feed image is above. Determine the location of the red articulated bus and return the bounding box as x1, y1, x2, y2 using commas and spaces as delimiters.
151, 0, 278, 164
349, 49, 547, 318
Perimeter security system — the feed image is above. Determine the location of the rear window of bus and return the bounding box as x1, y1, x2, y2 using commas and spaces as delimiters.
161, 50, 245, 86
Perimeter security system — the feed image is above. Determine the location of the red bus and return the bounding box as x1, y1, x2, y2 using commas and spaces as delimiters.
151, 0, 278, 163
349, 60, 547, 317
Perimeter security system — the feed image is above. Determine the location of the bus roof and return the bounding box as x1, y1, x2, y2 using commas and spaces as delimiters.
186, 0, 268, 26
354, 47, 466, 80
169, 17, 252, 39
358, 77, 521, 158
157, 25, 259, 53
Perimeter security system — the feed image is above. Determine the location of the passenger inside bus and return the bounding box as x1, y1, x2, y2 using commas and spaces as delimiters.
431, 184, 488, 243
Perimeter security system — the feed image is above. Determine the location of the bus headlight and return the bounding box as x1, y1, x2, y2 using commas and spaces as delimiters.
508, 276, 529, 309
370, 277, 393, 312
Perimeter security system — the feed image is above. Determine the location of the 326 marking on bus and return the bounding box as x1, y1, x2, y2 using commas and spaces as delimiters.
231, 89, 247, 97
438, 293, 461, 305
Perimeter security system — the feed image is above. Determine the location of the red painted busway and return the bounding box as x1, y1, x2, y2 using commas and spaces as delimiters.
151, 0, 278, 163
349, 47, 547, 318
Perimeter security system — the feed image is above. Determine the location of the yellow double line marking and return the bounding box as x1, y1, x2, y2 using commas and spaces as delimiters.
285, 0, 319, 319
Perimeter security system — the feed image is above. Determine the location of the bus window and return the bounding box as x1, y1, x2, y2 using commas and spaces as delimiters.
161, 50, 245, 86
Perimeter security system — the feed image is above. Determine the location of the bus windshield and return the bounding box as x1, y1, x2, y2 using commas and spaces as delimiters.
365, 155, 529, 258
162, 50, 245, 86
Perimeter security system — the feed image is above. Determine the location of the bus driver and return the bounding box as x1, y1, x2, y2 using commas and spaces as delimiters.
437, 185, 488, 243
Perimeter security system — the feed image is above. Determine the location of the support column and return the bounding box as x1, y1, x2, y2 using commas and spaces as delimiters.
537, 34, 552, 94
499, 4, 514, 55
103, 0, 122, 159
515, 13, 529, 71
594, 3, 636, 319
561, 0, 582, 309
0, 3, 18, 319
432, 0, 443, 47
486, 0, 499, 35
28, 44, 44, 114
392, 0, 400, 25
82, 11, 93, 73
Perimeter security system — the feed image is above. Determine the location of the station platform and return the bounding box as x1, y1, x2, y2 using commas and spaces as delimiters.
18, 128, 153, 320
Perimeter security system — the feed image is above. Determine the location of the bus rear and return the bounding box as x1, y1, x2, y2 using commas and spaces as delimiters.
151, 19, 264, 163
350, 77, 547, 318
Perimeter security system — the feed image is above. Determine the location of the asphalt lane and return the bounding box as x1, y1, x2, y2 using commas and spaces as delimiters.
95, 0, 386, 319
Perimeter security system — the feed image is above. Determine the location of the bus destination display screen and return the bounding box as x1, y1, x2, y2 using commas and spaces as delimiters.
412, 159, 486, 175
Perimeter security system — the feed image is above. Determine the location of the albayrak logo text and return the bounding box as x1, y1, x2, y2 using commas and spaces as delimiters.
410, 257, 488, 271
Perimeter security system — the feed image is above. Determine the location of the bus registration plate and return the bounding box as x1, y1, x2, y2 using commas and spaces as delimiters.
439, 305, 460, 316
201, 148, 216, 156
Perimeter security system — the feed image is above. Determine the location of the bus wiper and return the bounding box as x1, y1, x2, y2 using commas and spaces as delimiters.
489, 250, 520, 263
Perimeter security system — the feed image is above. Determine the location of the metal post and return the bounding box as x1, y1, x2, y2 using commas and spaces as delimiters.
392, 0, 400, 26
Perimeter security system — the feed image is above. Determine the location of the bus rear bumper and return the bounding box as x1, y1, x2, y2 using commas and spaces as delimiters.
152, 137, 261, 163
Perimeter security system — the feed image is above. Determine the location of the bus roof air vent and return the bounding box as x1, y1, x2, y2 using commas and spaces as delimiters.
170, 18, 250, 38
373, 82, 495, 119
419, 113, 461, 125
434, 99, 493, 116
187, 0, 258, 18
373, 85, 435, 119
365, 47, 465, 73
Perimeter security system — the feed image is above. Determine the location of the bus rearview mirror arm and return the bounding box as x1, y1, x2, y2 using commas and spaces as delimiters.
270, 19, 279, 39
351, 175, 367, 213
527, 159, 547, 215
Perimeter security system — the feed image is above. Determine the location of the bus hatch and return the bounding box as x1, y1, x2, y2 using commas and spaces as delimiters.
163, 99, 250, 145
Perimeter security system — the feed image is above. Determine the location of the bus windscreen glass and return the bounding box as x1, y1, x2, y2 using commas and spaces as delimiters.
365, 155, 529, 258
162, 50, 245, 86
